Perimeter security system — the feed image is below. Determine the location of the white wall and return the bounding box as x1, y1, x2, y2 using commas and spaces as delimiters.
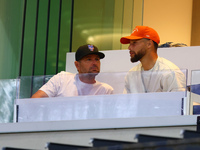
66, 46, 200, 85
143, 0, 193, 46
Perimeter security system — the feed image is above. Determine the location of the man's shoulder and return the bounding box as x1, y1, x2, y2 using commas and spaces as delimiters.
52, 71, 75, 80
97, 81, 113, 90
128, 63, 142, 72
57, 71, 75, 76
157, 57, 180, 70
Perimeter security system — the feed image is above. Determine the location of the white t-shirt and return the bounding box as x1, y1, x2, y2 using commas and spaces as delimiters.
124, 57, 186, 93
40, 71, 113, 97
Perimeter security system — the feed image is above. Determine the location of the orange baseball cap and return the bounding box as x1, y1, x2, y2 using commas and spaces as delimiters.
120, 26, 160, 44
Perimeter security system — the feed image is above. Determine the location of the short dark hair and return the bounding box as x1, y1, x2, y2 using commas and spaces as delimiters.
144, 38, 158, 50
153, 40, 158, 50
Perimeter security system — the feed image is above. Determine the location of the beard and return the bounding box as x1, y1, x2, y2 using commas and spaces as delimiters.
130, 50, 146, 63
88, 66, 100, 74
85, 66, 100, 78
79, 72, 98, 81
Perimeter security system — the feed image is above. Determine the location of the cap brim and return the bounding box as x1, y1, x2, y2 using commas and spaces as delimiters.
82, 52, 105, 60
120, 36, 143, 44
95, 52, 105, 59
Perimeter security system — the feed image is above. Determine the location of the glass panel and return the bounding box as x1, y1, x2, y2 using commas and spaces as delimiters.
16, 92, 184, 122
18, 75, 53, 99
34, 0, 49, 76
58, 0, 73, 73
18, 70, 187, 97
190, 70, 200, 115
0, 0, 23, 79
21, 0, 37, 76
46, 0, 60, 75
15, 70, 187, 122
34, 0, 73, 75
0, 79, 19, 123
0, 0, 143, 78
21, 0, 73, 76
72, 0, 143, 51
72, 0, 115, 51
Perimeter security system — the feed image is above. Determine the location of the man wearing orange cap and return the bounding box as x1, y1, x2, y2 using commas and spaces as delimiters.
120, 26, 186, 93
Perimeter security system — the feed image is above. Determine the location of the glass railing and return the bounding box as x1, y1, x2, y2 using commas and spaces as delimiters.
190, 70, 200, 115
16, 92, 185, 122
0, 69, 188, 123
0, 79, 19, 123
17, 75, 53, 99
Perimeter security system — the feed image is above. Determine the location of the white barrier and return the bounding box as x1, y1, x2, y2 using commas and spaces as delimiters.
15, 92, 185, 122
66, 46, 200, 84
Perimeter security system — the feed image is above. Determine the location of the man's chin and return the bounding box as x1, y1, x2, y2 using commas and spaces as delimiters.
131, 57, 140, 63
89, 71, 99, 76
90, 70, 99, 73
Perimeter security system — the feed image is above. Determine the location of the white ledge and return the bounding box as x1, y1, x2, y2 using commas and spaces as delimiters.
0, 115, 198, 134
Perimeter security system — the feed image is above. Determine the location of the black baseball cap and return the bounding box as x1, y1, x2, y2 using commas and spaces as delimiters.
75, 44, 105, 61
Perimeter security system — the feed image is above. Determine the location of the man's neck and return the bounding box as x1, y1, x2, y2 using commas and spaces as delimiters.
78, 74, 96, 84
140, 54, 158, 71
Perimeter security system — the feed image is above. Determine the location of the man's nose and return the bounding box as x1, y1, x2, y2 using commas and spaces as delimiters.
91, 60, 98, 65
128, 44, 131, 50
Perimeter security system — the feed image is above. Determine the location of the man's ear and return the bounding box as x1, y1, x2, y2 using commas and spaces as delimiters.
74, 61, 79, 71
147, 40, 153, 48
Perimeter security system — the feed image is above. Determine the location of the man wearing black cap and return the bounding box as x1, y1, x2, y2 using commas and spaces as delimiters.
31, 44, 113, 98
